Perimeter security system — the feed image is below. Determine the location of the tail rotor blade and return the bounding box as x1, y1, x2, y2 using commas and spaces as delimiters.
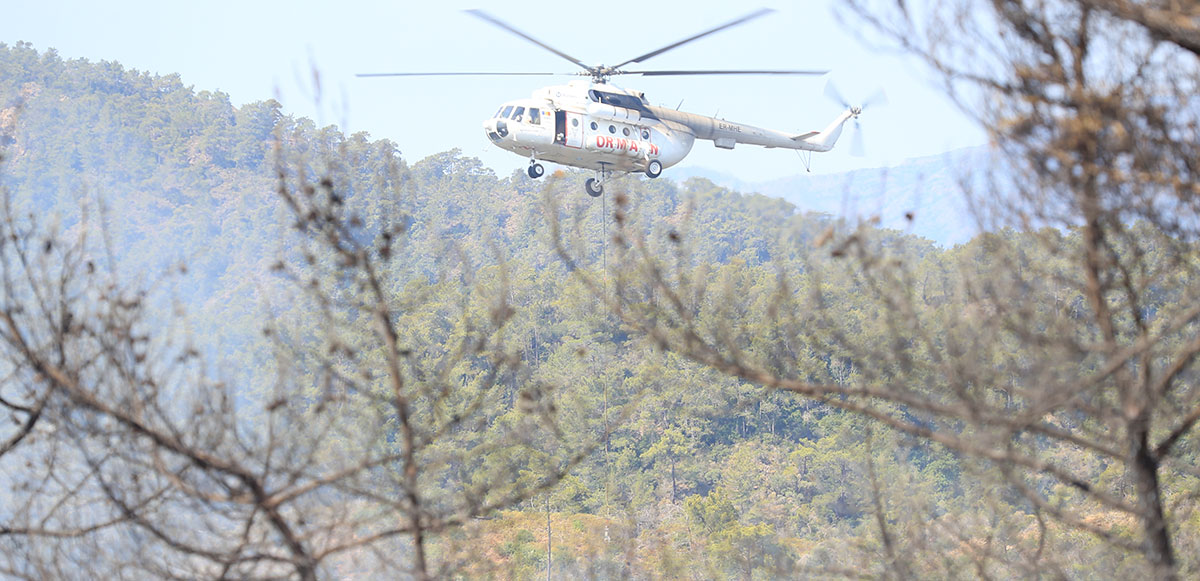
825, 83, 884, 156
851, 122, 866, 157
824, 80, 849, 107
862, 88, 889, 110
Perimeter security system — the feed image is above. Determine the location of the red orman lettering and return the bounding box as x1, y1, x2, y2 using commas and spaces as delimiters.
593, 136, 658, 156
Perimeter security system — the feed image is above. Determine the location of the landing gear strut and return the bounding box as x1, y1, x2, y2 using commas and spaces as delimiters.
585, 166, 611, 197
527, 161, 544, 179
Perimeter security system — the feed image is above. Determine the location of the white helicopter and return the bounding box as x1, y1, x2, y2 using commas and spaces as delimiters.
361, 9, 882, 197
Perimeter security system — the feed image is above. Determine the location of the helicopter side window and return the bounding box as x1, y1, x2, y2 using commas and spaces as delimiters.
501, 105, 514, 119
622, 127, 630, 137
608, 125, 616, 134
512, 106, 525, 122
590, 121, 598, 130
529, 108, 540, 125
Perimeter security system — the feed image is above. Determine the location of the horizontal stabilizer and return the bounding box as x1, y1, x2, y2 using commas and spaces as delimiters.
792, 131, 819, 141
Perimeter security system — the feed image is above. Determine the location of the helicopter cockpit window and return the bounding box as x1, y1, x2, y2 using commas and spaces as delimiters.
528, 108, 540, 124
501, 105, 514, 119
512, 106, 525, 122
494, 107, 504, 118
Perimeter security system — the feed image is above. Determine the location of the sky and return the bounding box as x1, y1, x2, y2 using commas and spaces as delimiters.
1, 0, 987, 183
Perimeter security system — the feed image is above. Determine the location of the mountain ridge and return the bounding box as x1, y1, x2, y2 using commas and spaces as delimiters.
673, 147, 988, 246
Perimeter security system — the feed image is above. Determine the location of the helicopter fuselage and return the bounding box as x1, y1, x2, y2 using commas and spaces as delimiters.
362, 8, 860, 195
482, 80, 855, 178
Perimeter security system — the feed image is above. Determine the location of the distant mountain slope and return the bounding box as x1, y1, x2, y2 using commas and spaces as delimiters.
674, 148, 989, 246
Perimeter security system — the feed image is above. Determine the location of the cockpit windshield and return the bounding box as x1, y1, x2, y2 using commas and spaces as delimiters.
496, 103, 544, 124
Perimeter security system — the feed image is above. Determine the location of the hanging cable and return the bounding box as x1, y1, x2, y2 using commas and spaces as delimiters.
795, 149, 812, 172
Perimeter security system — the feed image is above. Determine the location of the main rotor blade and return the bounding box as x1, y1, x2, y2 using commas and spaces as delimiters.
610, 8, 774, 70
623, 69, 828, 77
862, 88, 889, 109
465, 9, 590, 72
357, 72, 559, 77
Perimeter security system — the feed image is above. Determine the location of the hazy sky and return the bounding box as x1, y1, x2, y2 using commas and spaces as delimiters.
2, 0, 986, 182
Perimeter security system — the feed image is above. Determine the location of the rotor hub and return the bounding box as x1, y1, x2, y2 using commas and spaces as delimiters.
586, 65, 617, 83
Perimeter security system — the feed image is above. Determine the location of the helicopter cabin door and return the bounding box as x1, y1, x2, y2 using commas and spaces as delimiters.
554, 111, 584, 149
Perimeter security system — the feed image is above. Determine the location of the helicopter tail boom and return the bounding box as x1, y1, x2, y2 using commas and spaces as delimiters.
792, 109, 857, 152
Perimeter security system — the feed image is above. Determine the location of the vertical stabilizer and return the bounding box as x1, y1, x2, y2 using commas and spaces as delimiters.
793, 109, 857, 152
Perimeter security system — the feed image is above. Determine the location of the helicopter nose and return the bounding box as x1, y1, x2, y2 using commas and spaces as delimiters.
483, 119, 508, 143
483, 120, 499, 143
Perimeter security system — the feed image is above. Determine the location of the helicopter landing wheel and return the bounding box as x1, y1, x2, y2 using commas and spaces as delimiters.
645, 159, 663, 179
585, 177, 603, 197
528, 162, 545, 179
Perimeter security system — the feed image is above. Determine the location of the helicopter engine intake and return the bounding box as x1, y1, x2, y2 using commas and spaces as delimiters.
586, 102, 640, 123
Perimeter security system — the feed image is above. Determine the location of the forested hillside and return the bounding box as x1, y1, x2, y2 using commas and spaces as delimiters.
675, 147, 984, 246
1, 32, 1199, 581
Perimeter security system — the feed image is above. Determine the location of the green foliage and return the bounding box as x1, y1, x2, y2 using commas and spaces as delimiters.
686, 491, 793, 578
